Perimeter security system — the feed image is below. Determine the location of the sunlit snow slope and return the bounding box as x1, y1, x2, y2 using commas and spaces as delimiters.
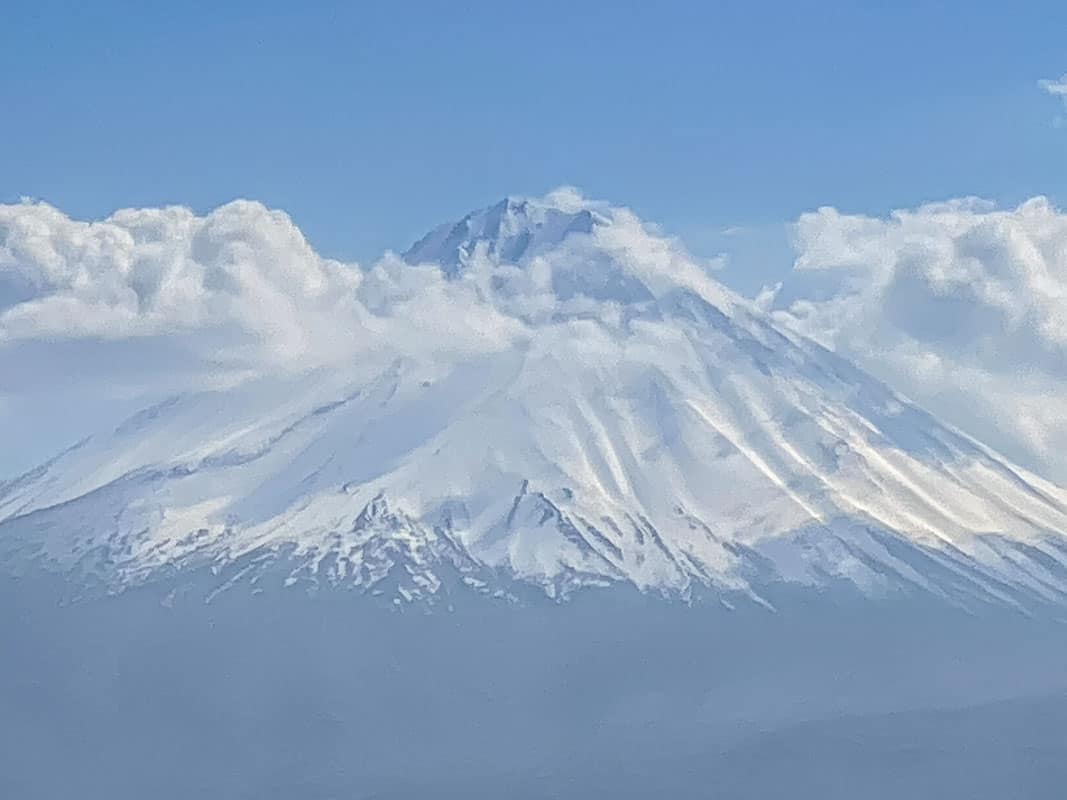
4, 193, 1067, 608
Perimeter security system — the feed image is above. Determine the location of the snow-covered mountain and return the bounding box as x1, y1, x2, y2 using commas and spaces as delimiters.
4, 192, 1067, 609
404, 194, 605, 276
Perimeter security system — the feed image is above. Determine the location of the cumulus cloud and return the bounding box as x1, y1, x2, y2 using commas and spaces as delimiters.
16, 186, 1067, 491
770, 195, 1067, 479
0, 199, 369, 367
0, 199, 539, 379
0, 197, 544, 475
3, 190, 717, 476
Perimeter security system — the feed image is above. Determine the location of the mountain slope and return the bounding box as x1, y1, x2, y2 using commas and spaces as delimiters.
4, 192, 1067, 608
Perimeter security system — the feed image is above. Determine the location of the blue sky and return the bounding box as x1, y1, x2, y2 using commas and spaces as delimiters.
4, 1, 1066, 293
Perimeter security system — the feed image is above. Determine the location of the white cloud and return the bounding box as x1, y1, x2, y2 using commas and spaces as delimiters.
3, 190, 716, 476
770, 195, 1067, 479
0, 198, 542, 476
0, 199, 540, 379
13, 187, 1067, 492
1040, 74, 1067, 105
0, 199, 371, 367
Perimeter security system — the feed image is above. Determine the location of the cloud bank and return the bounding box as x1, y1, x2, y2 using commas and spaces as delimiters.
770, 195, 1067, 480
0, 199, 539, 383
7, 189, 1067, 487
0, 200, 366, 370
0, 192, 718, 476
0, 199, 529, 475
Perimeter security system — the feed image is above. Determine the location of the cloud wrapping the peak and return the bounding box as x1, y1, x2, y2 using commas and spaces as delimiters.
772, 195, 1067, 479
14, 185, 1067, 489
1, 189, 725, 476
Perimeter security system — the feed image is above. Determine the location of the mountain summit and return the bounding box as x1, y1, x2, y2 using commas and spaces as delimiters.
404, 192, 609, 275
3, 192, 1067, 609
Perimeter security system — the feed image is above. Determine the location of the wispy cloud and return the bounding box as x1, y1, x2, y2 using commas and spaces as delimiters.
1039, 73, 1067, 104
1040, 74, 1067, 126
